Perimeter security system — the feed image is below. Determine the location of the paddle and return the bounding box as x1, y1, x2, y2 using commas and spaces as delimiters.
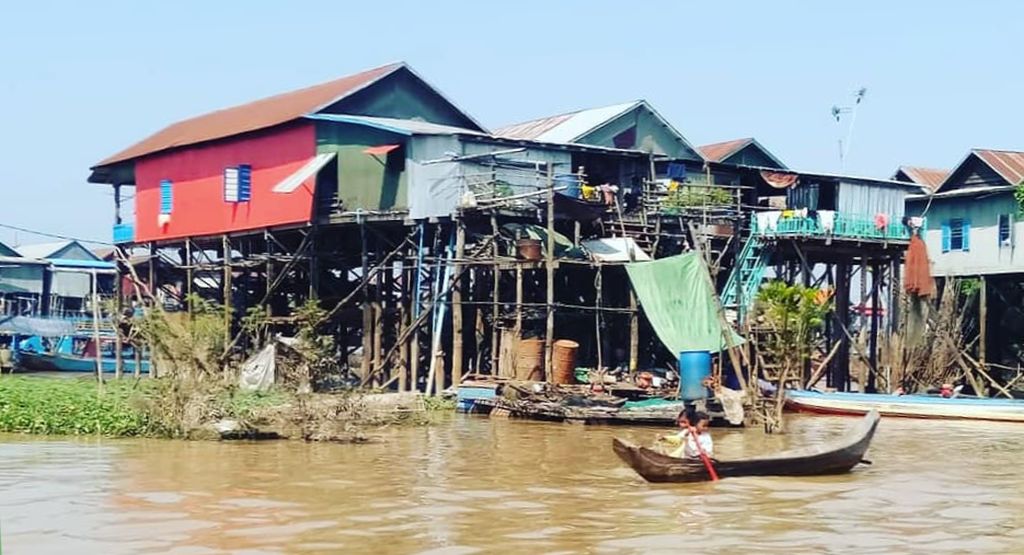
687, 425, 719, 481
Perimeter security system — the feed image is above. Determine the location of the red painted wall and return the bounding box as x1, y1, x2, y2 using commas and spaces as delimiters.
133, 123, 316, 242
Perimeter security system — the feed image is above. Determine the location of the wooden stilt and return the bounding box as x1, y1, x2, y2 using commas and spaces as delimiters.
222, 235, 232, 379
451, 220, 466, 386
544, 165, 555, 375
868, 263, 880, 393
834, 263, 852, 391
114, 259, 124, 379
595, 265, 604, 372
398, 260, 410, 392
629, 286, 638, 374
360, 222, 372, 382
491, 215, 501, 374
980, 274, 987, 372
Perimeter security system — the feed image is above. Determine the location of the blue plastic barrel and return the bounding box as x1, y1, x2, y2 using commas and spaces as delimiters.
678, 351, 712, 401
555, 174, 581, 198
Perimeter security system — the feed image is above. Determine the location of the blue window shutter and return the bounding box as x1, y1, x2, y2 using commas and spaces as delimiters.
941, 222, 951, 253
160, 179, 173, 214
238, 164, 251, 202
961, 219, 971, 251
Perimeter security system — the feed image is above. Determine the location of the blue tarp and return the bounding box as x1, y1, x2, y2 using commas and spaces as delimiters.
0, 316, 76, 336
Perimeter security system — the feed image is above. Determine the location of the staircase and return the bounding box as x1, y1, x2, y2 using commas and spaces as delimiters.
720, 233, 770, 316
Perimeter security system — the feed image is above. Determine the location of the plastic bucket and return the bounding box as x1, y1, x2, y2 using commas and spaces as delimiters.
551, 340, 579, 384
516, 239, 542, 261
678, 350, 711, 400
555, 174, 581, 198
515, 339, 545, 381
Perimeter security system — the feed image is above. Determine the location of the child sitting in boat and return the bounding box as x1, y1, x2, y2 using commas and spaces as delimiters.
660, 410, 714, 459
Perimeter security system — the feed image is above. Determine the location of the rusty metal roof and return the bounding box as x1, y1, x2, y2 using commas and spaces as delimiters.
94, 63, 405, 168
892, 166, 949, 191
973, 149, 1024, 186
494, 102, 639, 143
698, 138, 753, 162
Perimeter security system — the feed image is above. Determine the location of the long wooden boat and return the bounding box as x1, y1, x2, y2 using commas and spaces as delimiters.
613, 410, 879, 482
786, 390, 1024, 422
16, 335, 150, 374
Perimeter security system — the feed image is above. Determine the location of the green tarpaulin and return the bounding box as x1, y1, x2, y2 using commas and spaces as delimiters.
625, 253, 745, 354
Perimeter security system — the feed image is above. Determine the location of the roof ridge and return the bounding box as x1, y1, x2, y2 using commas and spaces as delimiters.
496, 99, 641, 130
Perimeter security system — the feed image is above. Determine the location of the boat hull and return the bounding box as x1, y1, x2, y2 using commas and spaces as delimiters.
613, 410, 879, 483
786, 390, 1024, 423
18, 351, 150, 374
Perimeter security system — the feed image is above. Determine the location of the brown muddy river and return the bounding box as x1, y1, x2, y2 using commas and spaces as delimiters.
1, 414, 1023, 554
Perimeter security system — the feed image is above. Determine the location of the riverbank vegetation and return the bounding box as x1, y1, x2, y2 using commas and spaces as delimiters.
0, 376, 439, 440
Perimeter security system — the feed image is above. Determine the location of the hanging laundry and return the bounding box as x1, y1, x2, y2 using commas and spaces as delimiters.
781, 209, 796, 218
874, 213, 890, 229
909, 216, 924, 228
757, 210, 782, 231
818, 210, 835, 233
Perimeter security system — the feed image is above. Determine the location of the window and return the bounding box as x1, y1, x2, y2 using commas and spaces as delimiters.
941, 218, 970, 252
159, 179, 173, 214
999, 214, 1013, 247
224, 164, 252, 203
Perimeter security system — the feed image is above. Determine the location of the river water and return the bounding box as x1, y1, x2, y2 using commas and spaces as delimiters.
1, 414, 1022, 554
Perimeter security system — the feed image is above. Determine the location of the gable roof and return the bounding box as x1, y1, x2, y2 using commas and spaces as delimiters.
496, 101, 640, 143
698, 137, 787, 168
972, 149, 1024, 186
91, 62, 486, 171
16, 240, 102, 261
0, 241, 18, 257
892, 166, 949, 192
494, 100, 701, 159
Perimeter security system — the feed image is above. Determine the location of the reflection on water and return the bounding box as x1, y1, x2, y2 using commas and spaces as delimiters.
2, 415, 1023, 554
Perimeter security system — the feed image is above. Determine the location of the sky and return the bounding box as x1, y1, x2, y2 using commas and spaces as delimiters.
0, 1, 1021, 248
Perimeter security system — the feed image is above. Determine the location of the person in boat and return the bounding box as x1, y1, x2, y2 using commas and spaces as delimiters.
660, 410, 714, 459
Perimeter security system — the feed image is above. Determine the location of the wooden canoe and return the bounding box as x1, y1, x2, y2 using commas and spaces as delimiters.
786, 390, 1024, 422
613, 410, 880, 482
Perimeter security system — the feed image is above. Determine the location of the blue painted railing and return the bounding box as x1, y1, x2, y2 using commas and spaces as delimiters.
751, 212, 921, 241
112, 223, 135, 244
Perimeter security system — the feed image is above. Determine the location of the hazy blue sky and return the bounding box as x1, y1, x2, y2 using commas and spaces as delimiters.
1, 1, 1021, 247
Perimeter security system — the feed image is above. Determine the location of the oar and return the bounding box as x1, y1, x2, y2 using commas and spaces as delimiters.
688, 425, 719, 481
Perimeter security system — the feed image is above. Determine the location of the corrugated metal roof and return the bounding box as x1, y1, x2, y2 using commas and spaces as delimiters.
494, 101, 640, 143
892, 166, 948, 191
306, 114, 486, 136
15, 241, 75, 260
973, 149, 1024, 186
94, 63, 405, 168
698, 138, 753, 162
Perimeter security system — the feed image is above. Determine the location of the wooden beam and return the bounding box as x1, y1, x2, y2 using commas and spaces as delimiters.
491, 216, 501, 374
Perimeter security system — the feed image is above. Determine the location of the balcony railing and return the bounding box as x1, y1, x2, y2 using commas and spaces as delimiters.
751, 211, 920, 242
112, 223, 135, 244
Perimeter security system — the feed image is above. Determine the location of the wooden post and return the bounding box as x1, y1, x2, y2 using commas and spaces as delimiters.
222, 235, 232, 376
979, 274, 987, 371
595, 265, 604, 372
265, 232, 274, 318
410, 257, 421, 391
360, 222, 372, 382
451, 220, 466, 386
515, 261, 524, 333
91, 269, 103, 385
629, 288, 639, 374
834, 263, 852, 391
185, 239, 193, 317
889, 259, 901, 336
400, 259, 413, 392
309, 227, 319, 300
134, 342, 143, 379
114, 262, 124, 379
490, 215, 501, 374
868, 263, 880, 393
544, 164, 555, 375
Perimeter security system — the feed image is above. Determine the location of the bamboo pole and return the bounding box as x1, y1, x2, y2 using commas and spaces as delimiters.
544, 164, 555, 376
